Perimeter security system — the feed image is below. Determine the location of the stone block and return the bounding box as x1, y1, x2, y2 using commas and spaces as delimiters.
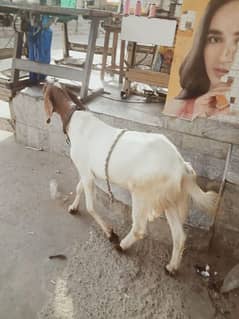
13, 88, 68, 156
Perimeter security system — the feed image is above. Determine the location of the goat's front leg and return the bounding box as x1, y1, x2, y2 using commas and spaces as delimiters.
165, 207, 186, 275
68, 180, 83, 215
83, 177, 118, 242
120, 194, 148, 250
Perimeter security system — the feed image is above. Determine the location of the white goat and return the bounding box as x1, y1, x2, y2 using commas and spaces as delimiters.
43, 83, 217, 274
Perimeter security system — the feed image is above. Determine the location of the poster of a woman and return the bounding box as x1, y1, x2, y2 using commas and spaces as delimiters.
163, 0, 239, 120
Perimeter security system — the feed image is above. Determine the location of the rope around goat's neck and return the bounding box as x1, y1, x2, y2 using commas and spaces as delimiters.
104, 129, 128, 203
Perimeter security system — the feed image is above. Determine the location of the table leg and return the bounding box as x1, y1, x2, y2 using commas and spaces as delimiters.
80, 18, 100, 100
122, 41, 136, 96
119, 39, 125, 84
111, 31, 118, 71
100, 30, 110, 81
63, 22, 69, 58
11, 31, 23, 87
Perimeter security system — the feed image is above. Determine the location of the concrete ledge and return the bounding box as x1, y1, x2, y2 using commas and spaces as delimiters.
12, 87, 69, 156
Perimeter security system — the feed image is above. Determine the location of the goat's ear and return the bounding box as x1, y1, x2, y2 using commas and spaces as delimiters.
42, 83, 48, 94
43, 88, 54, 124
65, 87, 85, 110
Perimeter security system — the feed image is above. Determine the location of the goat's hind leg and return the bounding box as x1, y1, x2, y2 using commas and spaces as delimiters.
165, 205, 186, 275
68, 180, 83, 215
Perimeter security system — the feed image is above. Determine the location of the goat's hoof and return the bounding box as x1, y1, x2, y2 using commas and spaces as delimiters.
68, 208, 78, 215
164, 265, 177, 277
109, 230, 120, 245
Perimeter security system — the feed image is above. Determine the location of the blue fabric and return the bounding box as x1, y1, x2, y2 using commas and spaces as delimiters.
28, 16, 52, 82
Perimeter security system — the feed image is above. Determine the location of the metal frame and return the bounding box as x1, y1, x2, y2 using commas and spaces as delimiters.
0, 2, 112, 100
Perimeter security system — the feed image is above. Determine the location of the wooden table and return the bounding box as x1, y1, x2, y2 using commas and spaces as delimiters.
120, 15, 177, 98
0, 2, 112, 101
100, 22, 125, 84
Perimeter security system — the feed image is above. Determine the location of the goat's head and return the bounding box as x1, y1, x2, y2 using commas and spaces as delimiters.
43, 83, 85, 125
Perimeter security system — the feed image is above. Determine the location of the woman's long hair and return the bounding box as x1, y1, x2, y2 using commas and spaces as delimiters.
177, 0, 238, 99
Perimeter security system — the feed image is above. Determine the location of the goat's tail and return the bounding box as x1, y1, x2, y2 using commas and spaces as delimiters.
183, 162, 218, 215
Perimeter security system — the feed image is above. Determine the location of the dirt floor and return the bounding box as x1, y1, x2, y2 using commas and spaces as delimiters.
0, 134, 87, 319
38, 223, 239, 319
0, 135, 238, 319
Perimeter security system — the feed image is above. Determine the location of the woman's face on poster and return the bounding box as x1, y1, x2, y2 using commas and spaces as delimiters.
204, 1, 239, 89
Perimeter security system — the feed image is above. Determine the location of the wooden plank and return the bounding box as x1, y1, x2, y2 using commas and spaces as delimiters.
0, 86, 13, 101
128, 43, 155, 55
0, 94, 10, 102
13, 58, 84, 82
69, 42, 112, 55
126, 69, 169, 88
104, 66, 122, 75
0, 3, 113, 18
0, 78, 32, 90
0, 48, 13, 60
0, 87, 12, 98
0, 78, 11, 86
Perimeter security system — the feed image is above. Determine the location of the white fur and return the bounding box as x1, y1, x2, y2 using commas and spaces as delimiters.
65, 110, 217, 274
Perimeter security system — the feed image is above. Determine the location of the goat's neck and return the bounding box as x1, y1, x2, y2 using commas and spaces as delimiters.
56, 101, 75, 134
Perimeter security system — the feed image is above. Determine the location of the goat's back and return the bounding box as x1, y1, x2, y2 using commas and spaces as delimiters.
69, 111, 186, 193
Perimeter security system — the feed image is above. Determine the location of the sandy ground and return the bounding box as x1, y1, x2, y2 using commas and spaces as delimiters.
0, 134, 87, 319
39, 220, 239, 319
